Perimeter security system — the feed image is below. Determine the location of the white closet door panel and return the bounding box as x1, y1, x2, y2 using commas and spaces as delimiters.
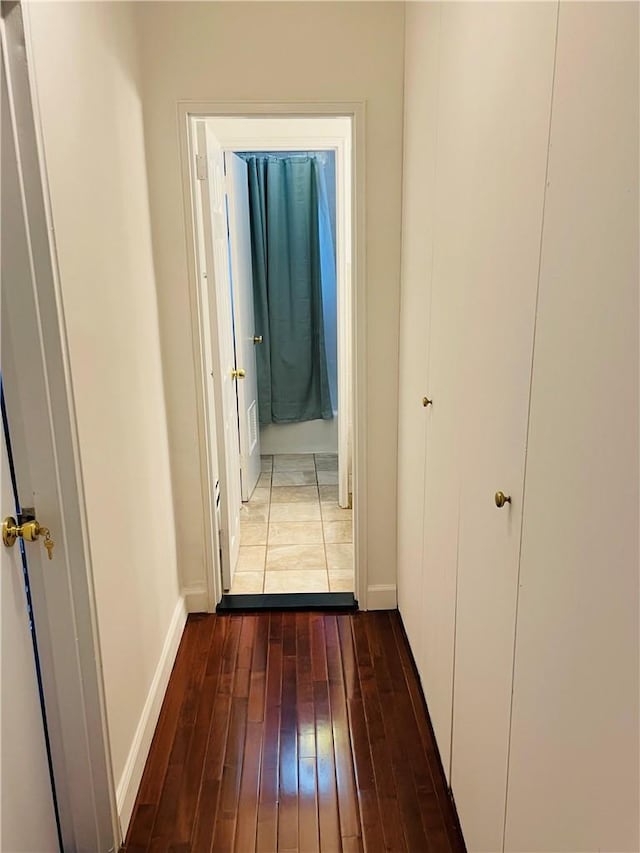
417, 0, 481, 776
437, 5, 558, 851
397, 2, 442, 674
505, 5, 639, 851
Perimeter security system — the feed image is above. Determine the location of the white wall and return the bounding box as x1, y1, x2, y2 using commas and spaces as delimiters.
25, 1, 183, 833
135, 2, 406, 602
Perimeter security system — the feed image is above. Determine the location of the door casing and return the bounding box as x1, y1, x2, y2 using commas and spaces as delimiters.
179, 101, 366, 609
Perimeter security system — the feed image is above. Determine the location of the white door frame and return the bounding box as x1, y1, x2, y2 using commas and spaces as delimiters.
178, 101, 367, 609
2, 4, 118, 850
207, 117, 352, 510
193, 121, 243, 595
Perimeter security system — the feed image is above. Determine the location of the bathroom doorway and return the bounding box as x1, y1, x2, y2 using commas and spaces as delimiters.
187, 113, 359, 604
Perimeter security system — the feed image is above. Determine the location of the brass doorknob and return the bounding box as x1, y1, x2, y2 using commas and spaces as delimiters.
422, 396, 433, 407
253, 336, 263, 344
231, 368, 246, 379
494, 491, 511, 508
2, 517, 55, 559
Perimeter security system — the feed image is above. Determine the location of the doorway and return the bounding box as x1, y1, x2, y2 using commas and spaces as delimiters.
185, 112, 360, 605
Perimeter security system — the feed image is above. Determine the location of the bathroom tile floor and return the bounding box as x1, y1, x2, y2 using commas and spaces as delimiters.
229, 453, 354, 594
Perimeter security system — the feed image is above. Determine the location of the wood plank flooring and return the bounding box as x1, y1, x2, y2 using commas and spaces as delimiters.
125, 611, 465, 853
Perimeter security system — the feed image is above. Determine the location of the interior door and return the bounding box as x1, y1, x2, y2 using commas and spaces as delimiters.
224, 152, 261, 501
505, 6, 639, 850
441, 5, 558, 851
1, 407, 60, 852
196, 122, 241, 590
1, 34, 59, 850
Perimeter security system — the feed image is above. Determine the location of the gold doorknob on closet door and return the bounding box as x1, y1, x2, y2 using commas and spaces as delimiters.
494, 491, 512, 508
2, 517, 55, 559
231, 368, 246, 379
253, 336, 263, 344
422, 396, 433, 407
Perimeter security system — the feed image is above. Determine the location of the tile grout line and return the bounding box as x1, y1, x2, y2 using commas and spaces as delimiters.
249, 454, 347, 593
263, 456, 273, 593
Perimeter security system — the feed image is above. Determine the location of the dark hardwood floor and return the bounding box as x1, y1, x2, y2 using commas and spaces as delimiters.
125, 611, 465, 853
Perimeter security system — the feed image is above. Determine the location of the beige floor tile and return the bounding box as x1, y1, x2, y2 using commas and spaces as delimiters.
320, 504, 352, 522
239, 504, 269, 524
329, 570, 354, 592
237, 545, 266, 571
315, 453, 338, 471
261, 455, 273, 472
269, 502, 321, 522
317, 470, 339, 485
240, 523, 268, 546
273, 453, 316, 472
266, 544, 327, 571
319, 485, 339, 503
264, 570, 329, 593
268, 522, 324, 545
323, 520, 353, 544
248, 487, 271, 505
270, 486, 319, 504
257, 472, 272, 487
325, 543, 354, 570
229, 571, 264, 594
272, 471, 317, 487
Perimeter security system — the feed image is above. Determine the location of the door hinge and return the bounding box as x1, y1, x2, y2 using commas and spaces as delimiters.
195, 154, 208, 181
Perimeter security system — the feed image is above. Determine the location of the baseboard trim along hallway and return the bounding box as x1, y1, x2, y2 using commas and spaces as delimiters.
117, 597, 188, 836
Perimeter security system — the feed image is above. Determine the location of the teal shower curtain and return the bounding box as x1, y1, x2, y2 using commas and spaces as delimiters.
244, 154, 333, 425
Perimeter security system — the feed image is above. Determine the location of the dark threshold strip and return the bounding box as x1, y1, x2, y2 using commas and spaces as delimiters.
216, 591, 358, 613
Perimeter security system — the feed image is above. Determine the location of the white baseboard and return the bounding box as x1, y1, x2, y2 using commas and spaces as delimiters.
116, 596, 187, 836
366, 584, 398, 610
182, 583, 210, 613
260, 418, 338, 454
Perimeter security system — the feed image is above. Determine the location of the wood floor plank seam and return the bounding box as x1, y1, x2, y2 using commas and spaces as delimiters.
378, 614, 452, 852
256, 612, 283, 853
177, 617, 228, 847
350, 615, 407, 852
147, 616, 216, 848
369, 612, 448, 853
324, 614, 362, 851
124, 611, 466, 853
189, 617, 232, 852
336, 616, 385, 853
389, 616, 466, 853
195, 615, 242, 851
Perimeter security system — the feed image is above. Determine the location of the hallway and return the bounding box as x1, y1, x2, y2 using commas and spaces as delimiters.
124, 611, 464, 852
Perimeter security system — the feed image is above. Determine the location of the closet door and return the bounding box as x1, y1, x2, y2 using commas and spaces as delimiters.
435, 5, 558, 851
505, 5, 639, 851
397, 1, 441, 678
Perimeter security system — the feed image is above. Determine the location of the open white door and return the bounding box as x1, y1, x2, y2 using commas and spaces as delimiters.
224, 152, 261, 501
1, 413, 60, 853
195, 122, 241, 591
1, 34, 59, 847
